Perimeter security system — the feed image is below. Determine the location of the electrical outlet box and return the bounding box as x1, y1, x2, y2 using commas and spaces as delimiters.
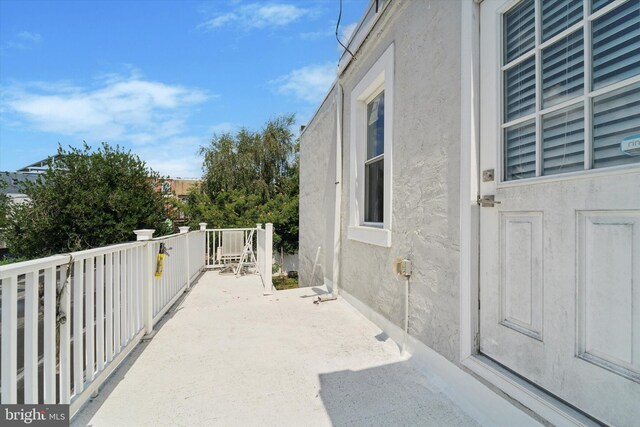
394, 258, 412, 277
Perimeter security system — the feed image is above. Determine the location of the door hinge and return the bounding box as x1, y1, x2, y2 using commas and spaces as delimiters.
477, 195, 501, 207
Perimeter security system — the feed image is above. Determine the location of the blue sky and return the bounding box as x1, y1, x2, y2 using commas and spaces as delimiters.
0, 0, 366, 177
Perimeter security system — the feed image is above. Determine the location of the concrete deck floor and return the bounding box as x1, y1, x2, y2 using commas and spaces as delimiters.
72, 272, 537, 427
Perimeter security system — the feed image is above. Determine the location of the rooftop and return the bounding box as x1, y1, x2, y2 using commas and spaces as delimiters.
71, 271, 539, 427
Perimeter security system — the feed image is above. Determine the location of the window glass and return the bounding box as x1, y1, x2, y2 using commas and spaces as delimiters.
542, 30, 584, 107
593, 82, 640, 169
505, 56, 536, 121
365, 159, 384, 223
505, 119, 537, 180
366, 91, 384, 159
504, 0, 535, 63
541, 0, 583, 42
592, 0, 640, 90
542, 104, 585, 175
593, 0, 616, 13
501, 0, 639, 180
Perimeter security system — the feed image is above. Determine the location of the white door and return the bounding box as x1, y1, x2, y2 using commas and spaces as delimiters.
479, 0, 640, 425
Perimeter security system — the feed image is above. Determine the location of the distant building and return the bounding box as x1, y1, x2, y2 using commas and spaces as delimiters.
0, 155, 59, 204
0, 156, 59, 250
158, 178, 201, 202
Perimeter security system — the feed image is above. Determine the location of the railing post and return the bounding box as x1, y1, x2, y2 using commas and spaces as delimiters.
264, 223, 274, 295
134, 229, 155, 335
179, 226, 190, 288
199, 223, 207, 267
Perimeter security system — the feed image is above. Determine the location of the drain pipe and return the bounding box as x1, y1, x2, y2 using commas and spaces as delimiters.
330, 82, 344, 297
395, 258, 412, 354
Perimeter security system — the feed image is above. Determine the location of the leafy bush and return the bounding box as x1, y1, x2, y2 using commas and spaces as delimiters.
2, 143, 172, 259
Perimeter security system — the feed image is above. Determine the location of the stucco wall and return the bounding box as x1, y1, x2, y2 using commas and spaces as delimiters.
299, 87, 337, 288
337, 0, 463, 363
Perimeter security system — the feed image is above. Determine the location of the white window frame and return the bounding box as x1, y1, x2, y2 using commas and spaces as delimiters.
348, 43, 394, 247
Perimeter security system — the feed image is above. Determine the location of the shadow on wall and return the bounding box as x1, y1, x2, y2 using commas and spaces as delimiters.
318, 360, 481, 427
301, 246, 324, 288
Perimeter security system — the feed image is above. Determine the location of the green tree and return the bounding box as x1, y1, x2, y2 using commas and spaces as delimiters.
188, 114, 299, 253
0, 179, 9, 232
3, 143, 172, 259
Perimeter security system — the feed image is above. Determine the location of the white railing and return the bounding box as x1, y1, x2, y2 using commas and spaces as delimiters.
256, 224, 274, 295
0, 226, 206, 417
204, 224, 273, 294
204, 228, 256, 268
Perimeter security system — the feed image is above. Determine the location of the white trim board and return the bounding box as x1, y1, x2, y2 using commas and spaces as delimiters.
338, 288, 540, 427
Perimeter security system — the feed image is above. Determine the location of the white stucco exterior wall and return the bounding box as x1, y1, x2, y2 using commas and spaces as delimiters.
300, 0, 463, 363
299, 86, 338, 289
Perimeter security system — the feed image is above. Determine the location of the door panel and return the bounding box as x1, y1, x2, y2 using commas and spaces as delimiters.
479, 1, 640, 426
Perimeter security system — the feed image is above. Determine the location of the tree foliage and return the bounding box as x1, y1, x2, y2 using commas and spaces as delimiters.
186, 114, 299, 253
2, 143, 172, 259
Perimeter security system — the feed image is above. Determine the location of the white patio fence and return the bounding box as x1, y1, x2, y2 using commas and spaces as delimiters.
0, 225, 210, 417
204, 223, 273, 295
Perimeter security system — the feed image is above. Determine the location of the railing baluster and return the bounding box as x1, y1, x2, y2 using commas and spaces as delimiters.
96, 254, 105, 373
85, 256, 95, 382
105, 253, 113, 362
44, 266, 57, 403
59, 264, 71, 403
1, 275, 18, 403
120, 249, 127, 346
24, 271, 38, 403
113, 253, 121, 354
128, 248, 134, 338
72, 260, 84, 395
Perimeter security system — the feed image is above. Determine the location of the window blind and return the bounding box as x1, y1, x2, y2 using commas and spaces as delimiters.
505, 120, 537, 180
505, 56, 536, 121
505, 0, 535, 63
542, 30, 584, 107
541, 0, 583, 42
592, 0, 640, 90
543, 105, 585, 174
593, 82, 640, 168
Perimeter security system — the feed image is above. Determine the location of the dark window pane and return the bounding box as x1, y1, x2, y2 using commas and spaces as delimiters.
365, 158, 384, 223
542, 104, 585, 175
542, 30, 584, 107
593, 82, 640, 168
592, 0, 640, 90
505, 119, 537, 180
504, 0, 536, 63
541, 0, 582, 42
504, 56, 536, 121
367, 91, 384, 159
593, 0, 616, 14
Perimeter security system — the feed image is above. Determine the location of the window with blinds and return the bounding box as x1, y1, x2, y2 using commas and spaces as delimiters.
502, 0, 640, 181
365, 91, 384, 223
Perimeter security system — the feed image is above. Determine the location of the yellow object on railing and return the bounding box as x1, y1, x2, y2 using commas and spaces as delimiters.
155, 243, 167, 278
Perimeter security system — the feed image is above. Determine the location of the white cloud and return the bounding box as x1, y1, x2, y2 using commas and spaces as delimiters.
198, 3, 314, 31
2, 30, 43, 50
272, 62, 336, 103
138, 137, 205, 178
17, 31, 42, 43
2, 73, 209, 144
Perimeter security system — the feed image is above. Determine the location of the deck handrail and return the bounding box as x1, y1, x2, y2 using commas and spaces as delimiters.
0, 227, 208, 417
